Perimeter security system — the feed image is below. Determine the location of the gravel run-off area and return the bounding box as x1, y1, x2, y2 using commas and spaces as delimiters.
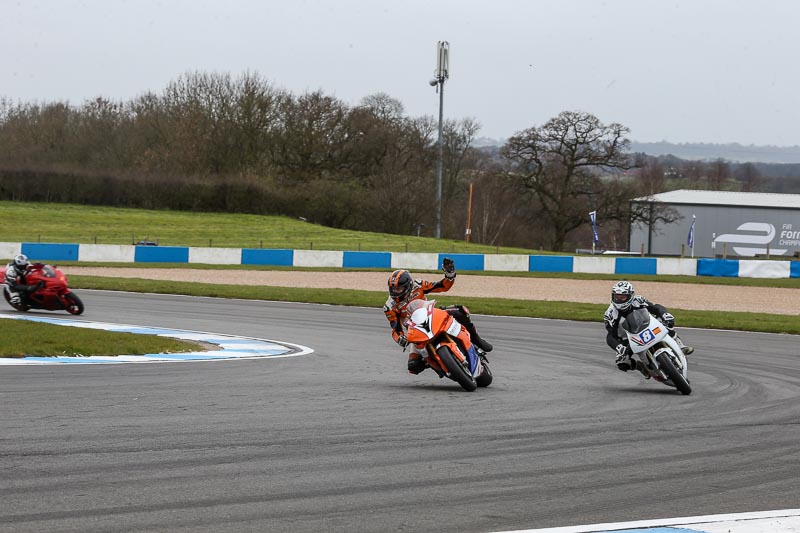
64, 267, 800, 316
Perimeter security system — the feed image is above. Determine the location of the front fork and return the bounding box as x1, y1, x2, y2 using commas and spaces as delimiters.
640, 339, 688, 381
425, 333, 481, 378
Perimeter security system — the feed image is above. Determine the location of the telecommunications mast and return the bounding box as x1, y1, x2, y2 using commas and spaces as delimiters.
430, 41, 449, 239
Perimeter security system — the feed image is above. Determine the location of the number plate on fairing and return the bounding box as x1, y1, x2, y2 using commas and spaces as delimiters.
446, 319, 461, 337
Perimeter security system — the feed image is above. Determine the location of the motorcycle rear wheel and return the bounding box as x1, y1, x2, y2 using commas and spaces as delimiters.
656, 352, 691, 395
436, 346, 477, 392
64, 293, 85, 315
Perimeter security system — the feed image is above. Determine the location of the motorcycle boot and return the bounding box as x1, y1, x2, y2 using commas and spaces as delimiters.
634, 360, 651, 379
674, 335, 694, 356
470, 329, 494, 353
444, 304, 494, 353
463, 320, 493, 352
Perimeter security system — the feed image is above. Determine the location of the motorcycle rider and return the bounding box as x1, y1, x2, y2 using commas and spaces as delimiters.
384, 257, 493, 375
4, 254, 36, 305
604, 280, 694, 375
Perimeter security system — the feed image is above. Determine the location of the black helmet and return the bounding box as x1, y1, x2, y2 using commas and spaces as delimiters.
388, 269, 413, 301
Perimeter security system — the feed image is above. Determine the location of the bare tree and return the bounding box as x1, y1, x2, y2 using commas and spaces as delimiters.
500, 111, 633, 251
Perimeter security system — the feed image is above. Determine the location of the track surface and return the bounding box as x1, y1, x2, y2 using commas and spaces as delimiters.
1, 291, 799, 533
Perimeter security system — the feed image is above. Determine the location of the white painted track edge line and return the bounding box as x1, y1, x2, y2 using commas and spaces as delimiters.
492, 508, 800, 533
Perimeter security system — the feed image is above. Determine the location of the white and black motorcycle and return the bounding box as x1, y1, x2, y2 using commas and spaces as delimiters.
621, 308, 692, 395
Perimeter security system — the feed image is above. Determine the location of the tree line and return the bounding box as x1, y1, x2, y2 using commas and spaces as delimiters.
0, 71, 775, 251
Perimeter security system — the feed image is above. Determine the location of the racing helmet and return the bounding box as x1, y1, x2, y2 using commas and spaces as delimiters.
611, 280, 635, 311
388, 269, 413, 301
12, 254, 29, 273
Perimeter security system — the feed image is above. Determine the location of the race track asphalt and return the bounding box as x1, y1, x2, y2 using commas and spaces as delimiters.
1, 290, 799, 533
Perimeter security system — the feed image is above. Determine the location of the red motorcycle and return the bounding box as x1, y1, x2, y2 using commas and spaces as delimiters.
3, 263, 84, 315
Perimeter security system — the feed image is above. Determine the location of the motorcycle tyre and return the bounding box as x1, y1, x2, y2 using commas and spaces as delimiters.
3, 287, 30, 312
64, 293, 85, 315
436, 346, 477, 392
476, 361, 493, 388
656, 352, 691, 396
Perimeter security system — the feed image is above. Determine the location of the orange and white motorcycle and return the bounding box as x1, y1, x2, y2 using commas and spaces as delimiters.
404, 299, 493, 392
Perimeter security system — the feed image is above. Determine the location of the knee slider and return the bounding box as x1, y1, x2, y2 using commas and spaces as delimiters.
407, 358, 426, 374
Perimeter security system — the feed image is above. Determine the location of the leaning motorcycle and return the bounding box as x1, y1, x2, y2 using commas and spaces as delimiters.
3, 263, 85, 315
621, 308, 691, 395
404, 299, 492, 392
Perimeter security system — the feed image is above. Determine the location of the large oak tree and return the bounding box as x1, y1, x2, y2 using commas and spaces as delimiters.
501, 111, 633, 251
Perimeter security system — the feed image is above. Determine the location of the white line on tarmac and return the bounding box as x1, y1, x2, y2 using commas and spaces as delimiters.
0, 314, 314, 364
494, 508, 800, 533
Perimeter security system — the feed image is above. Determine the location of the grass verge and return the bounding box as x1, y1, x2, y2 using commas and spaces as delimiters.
0, 201, 543, 254
0, 319, 201, 358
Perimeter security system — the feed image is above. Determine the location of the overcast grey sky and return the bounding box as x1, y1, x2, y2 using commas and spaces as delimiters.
3, 0, 798, 146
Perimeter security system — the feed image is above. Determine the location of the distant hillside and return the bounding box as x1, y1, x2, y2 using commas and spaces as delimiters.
474, 138, 800, 165
630, 141, 800, 164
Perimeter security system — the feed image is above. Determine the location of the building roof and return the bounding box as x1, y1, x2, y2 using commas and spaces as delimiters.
632, 189, 800, 209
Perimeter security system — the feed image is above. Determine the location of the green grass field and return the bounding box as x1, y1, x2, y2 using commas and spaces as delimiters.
1, 200, 544, 254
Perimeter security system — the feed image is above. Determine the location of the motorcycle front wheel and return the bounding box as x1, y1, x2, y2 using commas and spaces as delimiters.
64, 292, 85, 315
436, 346, 477, 392
656, 352, 691, 395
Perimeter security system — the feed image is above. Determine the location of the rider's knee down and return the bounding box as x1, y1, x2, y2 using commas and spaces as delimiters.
407, 359, 427, 374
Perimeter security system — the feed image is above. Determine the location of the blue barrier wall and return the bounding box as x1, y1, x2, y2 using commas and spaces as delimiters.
439, 253, 484, 271
3, 242, 798, 279
241, 249, 294, 266
697, 259, 739, 277
529, 255, 574, 273
133, 246, 190, 263
615, 257, 658, 275
22, 243, 80, 262
792, 261, 800, 279
343, 251, 392, 268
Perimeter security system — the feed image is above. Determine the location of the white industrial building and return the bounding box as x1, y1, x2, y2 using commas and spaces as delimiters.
629, 189, 800, 258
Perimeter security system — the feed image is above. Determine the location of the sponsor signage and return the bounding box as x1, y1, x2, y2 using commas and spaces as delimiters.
713, 222, 799, 257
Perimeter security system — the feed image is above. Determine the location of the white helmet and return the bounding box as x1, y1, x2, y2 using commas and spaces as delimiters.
611, 280, 635, 311
12, 254, 29, 272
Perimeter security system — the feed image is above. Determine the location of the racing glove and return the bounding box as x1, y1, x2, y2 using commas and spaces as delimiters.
661, 312, 675, 329
615, 344, 633, 371
396, 334, 409, 348
442, 257, 456, 280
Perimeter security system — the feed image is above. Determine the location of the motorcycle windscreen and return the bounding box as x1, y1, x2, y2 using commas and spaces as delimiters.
620, 308, 652, 335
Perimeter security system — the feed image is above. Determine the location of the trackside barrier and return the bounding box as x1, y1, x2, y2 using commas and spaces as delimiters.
2, 242, 799, 279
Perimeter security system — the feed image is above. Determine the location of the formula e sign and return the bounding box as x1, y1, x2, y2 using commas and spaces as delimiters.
713, 222, 796, 256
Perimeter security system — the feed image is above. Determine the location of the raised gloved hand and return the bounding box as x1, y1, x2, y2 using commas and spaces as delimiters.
442, 257, 456, 280
396, 334, 409, 348
661, 312, 675, 329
